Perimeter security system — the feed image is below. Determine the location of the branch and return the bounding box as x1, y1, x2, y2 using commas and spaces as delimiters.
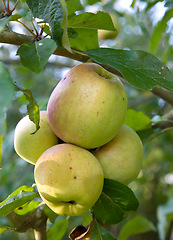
1, 30, 173, 105
6, 203, 47, 240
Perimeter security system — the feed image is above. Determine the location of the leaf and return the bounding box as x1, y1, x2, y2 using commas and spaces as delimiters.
0, 191, 39, 216
0, 17, 10, 32
90, 220, 117, 240
17, 38, 57, 73
47, 219, 68, 240
85, 48, 173, 92
0, 215, 13, 234
26, 0, 71, 51
150, 9, 173, 51
124, 108, 151, 131
0, 62, 15, 111
0, 135, 2, 169
118, 216, 156, 240
165, 0, 173, 7
14, 200, 40, 215
69, 28, 98, 51
68, 11, 116, 30
0, 185, 35, 207
66, 0, 83, 16
44, 205, 58, 223
92, 179, 139, 224
14, 83, 40, 133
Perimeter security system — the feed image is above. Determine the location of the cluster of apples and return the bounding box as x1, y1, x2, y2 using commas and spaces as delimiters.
14, 63, 143, 217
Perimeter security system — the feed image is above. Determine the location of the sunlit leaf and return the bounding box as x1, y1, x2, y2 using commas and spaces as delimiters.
86, 48, 173, 92
124, 108, 151, 131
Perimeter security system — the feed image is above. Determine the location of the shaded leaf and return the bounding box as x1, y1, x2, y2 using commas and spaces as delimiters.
17, 38, 57, 73
90, 220, 117, 240
0, 62, 15, 111
0, 17, 10, 32
92, 179, 139, 224
14, 83, 40, 133
0, 191, 39, 216
68, 11, 116, 30
118, 216, 156, 240
124, 108, 151, 131
47, 219, 68, 240
26, 0, 71, 51
165, 0, 173, 7
44, 204, 58, 223
0, 215, 13, 234
150, 9, 173, 51
86, 48, 173, 92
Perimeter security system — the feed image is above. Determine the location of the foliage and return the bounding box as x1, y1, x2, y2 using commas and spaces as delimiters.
0, 0, 173, 240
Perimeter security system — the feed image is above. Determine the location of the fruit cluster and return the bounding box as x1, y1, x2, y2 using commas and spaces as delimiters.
14, 63, 143, 216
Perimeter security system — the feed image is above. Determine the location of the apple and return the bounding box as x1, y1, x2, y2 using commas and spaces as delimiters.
14, 111, 58, 165
47, 63, 127, 149
34, 143, 104, 216
94, 125, 144, 185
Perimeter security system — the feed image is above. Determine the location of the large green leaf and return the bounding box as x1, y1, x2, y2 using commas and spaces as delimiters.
68, 11, 116, 30
47, 219, 68, 240
26, 0, 70, 50
118, 216, 156, 240
17, 38, 57, 73
66, 0, 83, 15
150, 9, 173, 51
124, 108, 151, 131
86, 48, 173, 92
0, 186, 39, 216
92, 179, 139, 224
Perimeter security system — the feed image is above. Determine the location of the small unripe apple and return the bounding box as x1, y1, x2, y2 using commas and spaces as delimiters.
14, 111, 58, 165
34, 143, 104, 216
94, 125, 144, 185
47, 63, 127, 149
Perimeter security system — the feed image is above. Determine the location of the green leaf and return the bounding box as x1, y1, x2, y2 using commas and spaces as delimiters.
68, 11, 116, 30
150, 9, 173, 51
165, 0, 173, 7
85, 48, 173, 92
14, 201, 40, 215
26, 0, 71, 51
44, 205, 58, 223
124, 108, 151, 131
17, 38, 57, 73
0, 191, 39, 216
0, 185, 35, 207
0, 62, 15, 111
0, 215, 13, 234
0, 135, 2, 169
66, 0, 83, 16
47, 219, 68, 240
0, 17, 10, 32
69, 28, 98, 51
90, 220, 117, 240
118, 216, 156, 240
92, 179, 139, 224
14, 83, 40, 133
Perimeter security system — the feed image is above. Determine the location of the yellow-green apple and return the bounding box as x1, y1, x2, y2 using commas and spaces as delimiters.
14, 111, 58, 165
34, 143, 104, 216
47, 63, 127, 149
94, 125, 144, 185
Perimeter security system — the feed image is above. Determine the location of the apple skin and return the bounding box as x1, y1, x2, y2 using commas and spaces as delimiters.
47, 63, 127, 149
34, 143, 104, 216
14, 111, 58, 165
94, 125, 144, 185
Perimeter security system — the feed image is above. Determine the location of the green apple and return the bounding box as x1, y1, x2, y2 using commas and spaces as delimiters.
47, 63, 127, 149
94, 125, 144, 185
14, 111, 58, 165
34, 143, 104, 216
